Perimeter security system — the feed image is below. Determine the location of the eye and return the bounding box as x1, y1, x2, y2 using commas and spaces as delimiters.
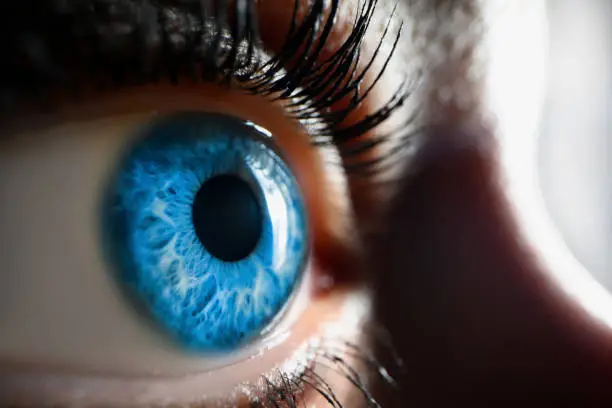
104, 111, 307, 352
0, 84, 349, 402
0, 0, 415, 405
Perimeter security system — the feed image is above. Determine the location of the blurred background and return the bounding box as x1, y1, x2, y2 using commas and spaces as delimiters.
539, 0, 610, 290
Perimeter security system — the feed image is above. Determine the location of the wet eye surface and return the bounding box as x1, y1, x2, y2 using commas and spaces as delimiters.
0, 77, 409, 406
105, 112, 307, 351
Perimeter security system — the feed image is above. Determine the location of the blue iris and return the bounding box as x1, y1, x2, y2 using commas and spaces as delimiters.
103, 112, 308, 352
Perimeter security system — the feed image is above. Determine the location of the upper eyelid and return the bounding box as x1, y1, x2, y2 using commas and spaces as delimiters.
2, 0, 421, 178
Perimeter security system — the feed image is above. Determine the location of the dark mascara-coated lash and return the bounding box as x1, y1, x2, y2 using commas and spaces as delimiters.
1, 0, 420, 173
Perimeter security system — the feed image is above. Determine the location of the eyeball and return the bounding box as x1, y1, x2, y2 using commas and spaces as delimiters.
103, 112, 308, 351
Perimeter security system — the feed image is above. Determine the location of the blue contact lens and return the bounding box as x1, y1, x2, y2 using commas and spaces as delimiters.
103, 112, 308, 351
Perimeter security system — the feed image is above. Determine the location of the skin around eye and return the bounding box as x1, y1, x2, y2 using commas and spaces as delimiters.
0, 84, 366, 405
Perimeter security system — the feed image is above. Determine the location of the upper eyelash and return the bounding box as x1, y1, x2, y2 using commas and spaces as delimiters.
2, 0, 420, 173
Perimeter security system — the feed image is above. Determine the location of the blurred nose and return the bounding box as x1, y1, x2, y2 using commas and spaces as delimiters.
367, 123, 612, 407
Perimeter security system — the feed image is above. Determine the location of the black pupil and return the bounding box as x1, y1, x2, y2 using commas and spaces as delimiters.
192, 174, 263, 262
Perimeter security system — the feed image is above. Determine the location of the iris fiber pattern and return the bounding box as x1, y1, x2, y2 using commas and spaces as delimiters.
104, 113, 308, 351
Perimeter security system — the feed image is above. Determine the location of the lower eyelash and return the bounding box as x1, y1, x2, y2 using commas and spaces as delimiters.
248, 325, 403, 408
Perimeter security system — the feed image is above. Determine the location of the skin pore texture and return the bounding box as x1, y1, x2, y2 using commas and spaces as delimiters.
2, 0, 612, 407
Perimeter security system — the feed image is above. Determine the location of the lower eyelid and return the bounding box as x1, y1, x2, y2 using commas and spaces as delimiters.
0, 289, 366, 407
